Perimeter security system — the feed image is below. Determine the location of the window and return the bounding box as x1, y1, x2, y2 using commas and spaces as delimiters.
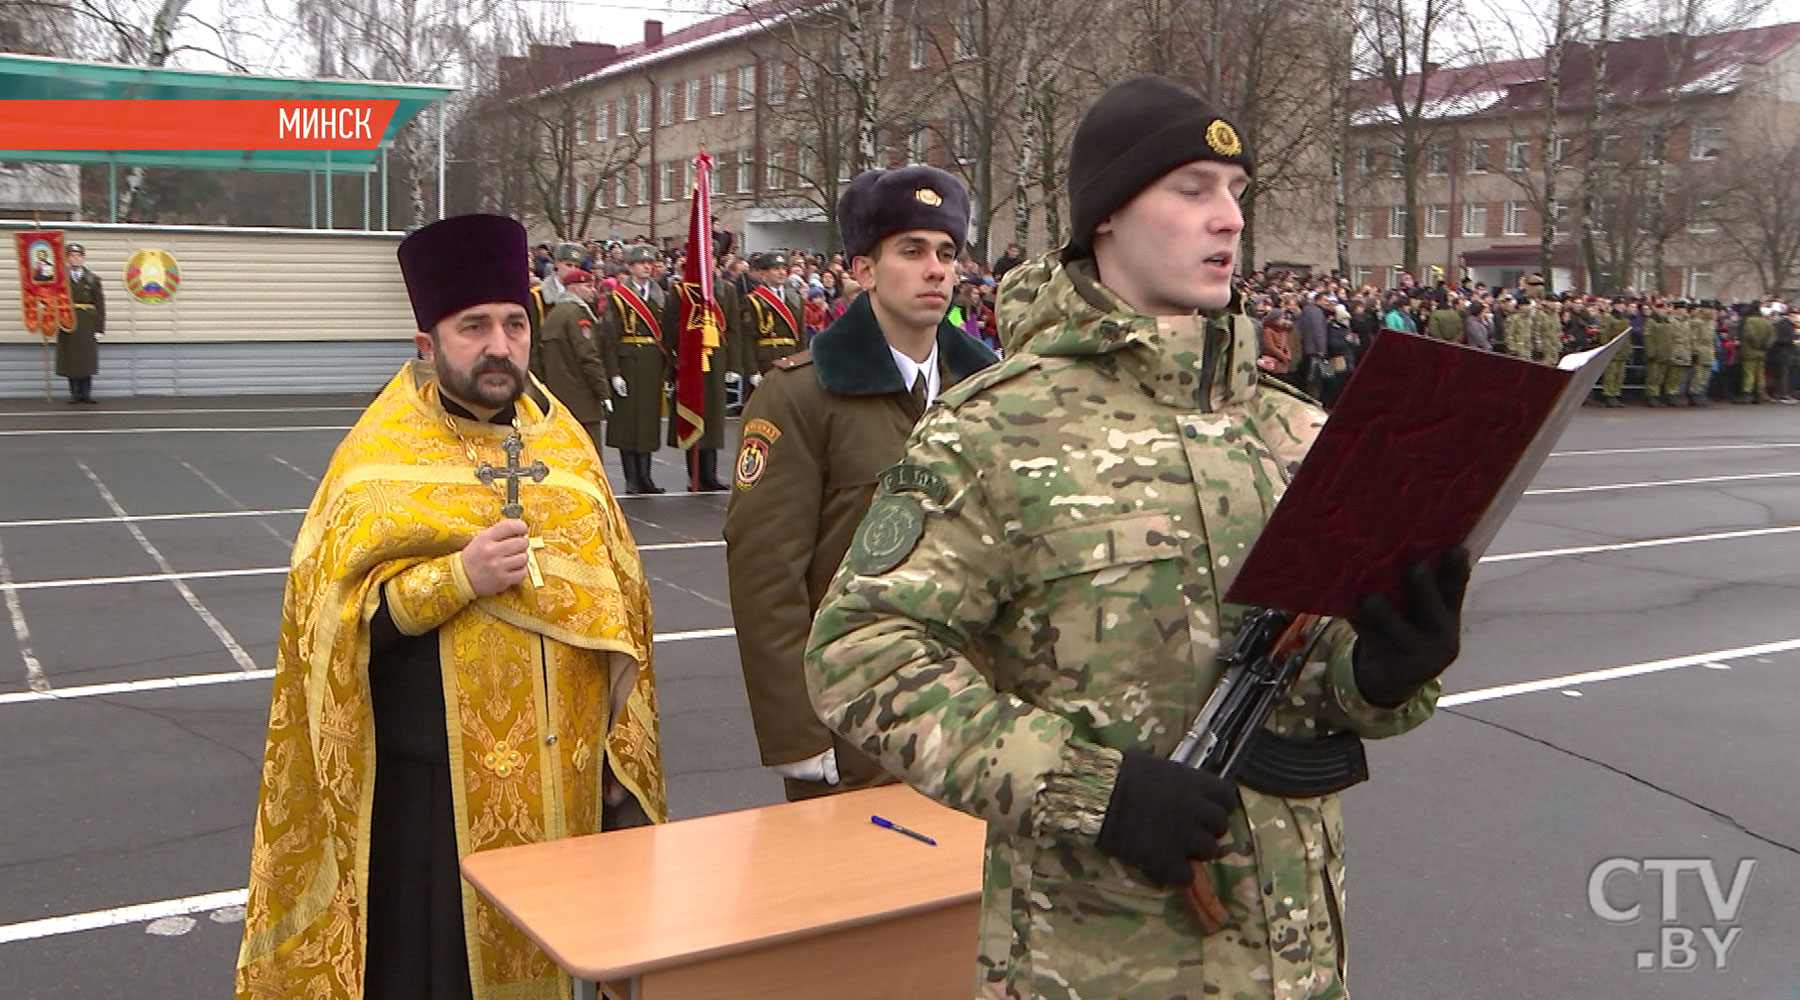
637, 163, 649, 204
1352, 207, 1372, 239
1352, 265, 1372, 288
1504, 200, 1527, 235
1598, 133, 1621, 164
1687, 199, 1717, 234
1425, 142, 1449, 175
1388, 204, 1409, 238
907, 127, 928, 164
661, 160, 676, 201
1634, 266, 1659, 293
617, 97, 629, 136
711, 72, 727, 115
1684, 265, 1713, 300
1389, 265, 1407, 288
615, 171, 628, 208
684, 157, 696, 195
767, 63, 786, 106
636, 92, 649, 132
951, 117, 975, 162
796, 146, 814, 187
1463, 202, 1487, 237
1465, 138, 1489, 174
1552, 133, 1574, 167
593, 101, 608, 142
1645, 127, 1667, 163
1546, 199, 1566, 235
765, 147, 785, 189
954, 10, 979, 60
909, 23, 928, 69
574, 106, 587, 146
1691, 120, 1723, 160
659, 84, 676, 126
1425, 203, 1449, 237
1506, 137, 1530, 171
737, 148, 753, 194
1355, 146, 1375, 180
685, 78, 700, 121
738, 66, 756, 110
1386, 142, 1404, 178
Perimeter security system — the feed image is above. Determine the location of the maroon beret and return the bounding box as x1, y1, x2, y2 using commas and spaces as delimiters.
397, 214, 532, 333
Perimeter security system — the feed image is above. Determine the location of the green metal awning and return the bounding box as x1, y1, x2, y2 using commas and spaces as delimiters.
0, 52, 457, 173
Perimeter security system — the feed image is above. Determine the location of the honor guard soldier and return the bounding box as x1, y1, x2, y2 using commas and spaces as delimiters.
666, 255, 744, 492
599, 244, 675, 493
536, 268, 613, 449
742, 251, 807, 385
806, 77, 1468, 999
57, 243, 105, 404
528, 241, 587, 378
724, 165, 997, 800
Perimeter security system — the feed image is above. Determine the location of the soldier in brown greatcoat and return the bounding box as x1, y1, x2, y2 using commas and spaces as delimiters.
722, 165, 997, 801
740, 251, 807, 384
598, 245, 674, 494
535, 268, 613, 449
666, 258, 744, 491
56, 243, 104, 404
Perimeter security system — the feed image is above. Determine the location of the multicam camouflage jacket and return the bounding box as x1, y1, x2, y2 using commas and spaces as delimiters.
805, 256, 1438, 1000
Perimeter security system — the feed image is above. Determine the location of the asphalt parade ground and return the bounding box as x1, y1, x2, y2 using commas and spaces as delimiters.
0, 390, 1797, 999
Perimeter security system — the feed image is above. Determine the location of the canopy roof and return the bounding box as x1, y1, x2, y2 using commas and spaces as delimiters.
0, 53, 456, 174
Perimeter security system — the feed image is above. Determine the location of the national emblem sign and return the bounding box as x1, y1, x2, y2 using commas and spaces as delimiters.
125, 248, 181, 304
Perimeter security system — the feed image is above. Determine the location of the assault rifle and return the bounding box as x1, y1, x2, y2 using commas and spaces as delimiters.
1168, 608, 1337, 934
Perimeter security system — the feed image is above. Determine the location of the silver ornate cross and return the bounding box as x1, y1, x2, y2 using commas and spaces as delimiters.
475, 433, 549, 520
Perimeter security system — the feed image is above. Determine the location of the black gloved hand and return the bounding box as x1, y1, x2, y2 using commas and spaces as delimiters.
1095, 750, 1235, 887
1351, 546, 1472, 708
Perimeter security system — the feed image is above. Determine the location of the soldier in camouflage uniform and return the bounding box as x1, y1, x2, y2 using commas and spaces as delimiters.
805, 77, 1468, 1000
1689, 301, 1718, 406
1641, 302, 1676, 406
1738, 304, 1776, 403
1661, 300, 1694, 405
1596, 300, 1631, 406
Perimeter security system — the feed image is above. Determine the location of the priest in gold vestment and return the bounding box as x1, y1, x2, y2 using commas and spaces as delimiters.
237, 214, 665, 1000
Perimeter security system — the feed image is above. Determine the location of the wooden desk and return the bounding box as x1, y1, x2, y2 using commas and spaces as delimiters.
461, 783, 987, 1000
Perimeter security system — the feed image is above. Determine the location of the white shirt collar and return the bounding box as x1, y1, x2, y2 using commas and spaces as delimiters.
889, 341, 941, 404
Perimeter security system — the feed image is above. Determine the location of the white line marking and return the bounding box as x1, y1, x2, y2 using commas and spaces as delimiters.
1440, 637, 1800, 707
271, 455, 319, 484
0, 508, 307, 529
1481, 524, 1800, 563
178, 458, 292, 548
1549, 442, 1800, 458
0, 889, 247, 946
637, 540, 722, 552
0, 626, 736, 706
1524, 470, 1800, 495
0, 425, 351, 437
0, 537, 48, 693
77, 460, 260, 673
0, 406, 365, 418
0, 566, 287, 593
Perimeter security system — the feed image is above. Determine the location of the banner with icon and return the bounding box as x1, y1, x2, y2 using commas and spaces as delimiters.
13, 230, 75, 337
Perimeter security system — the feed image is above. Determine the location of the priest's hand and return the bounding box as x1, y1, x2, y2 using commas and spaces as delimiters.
1350, 546, 1472, 708
460, 519, 532, 596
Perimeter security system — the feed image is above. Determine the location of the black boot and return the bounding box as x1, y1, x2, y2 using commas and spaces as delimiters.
699, 448, 730, 491
641, 452, 666, 494
618, 452, 642, 494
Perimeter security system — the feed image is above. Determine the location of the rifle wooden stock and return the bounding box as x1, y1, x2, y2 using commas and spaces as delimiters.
1184, 862, 1231, 934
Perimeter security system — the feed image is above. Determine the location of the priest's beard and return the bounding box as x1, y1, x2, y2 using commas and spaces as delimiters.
436, 354, 524, 411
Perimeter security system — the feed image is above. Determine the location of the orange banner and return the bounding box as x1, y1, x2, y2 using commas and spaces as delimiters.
13, 231, 74, 338
0, 100, 399, 150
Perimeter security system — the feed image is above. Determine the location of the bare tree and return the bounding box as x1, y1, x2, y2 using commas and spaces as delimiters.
1707, 114, 1800, 295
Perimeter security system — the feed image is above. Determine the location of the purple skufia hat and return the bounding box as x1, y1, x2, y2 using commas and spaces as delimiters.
397, 214, 532, 333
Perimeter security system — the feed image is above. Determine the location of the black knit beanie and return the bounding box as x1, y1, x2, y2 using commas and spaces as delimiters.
1063, 76, 1253, 259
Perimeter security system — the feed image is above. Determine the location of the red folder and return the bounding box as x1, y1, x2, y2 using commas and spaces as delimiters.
1223, 330, 1626, 618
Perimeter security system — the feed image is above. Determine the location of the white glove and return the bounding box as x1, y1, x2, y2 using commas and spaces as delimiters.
750, 372, 763, 388
725, 371, 742, 388
771, 748, 839, 785
603, 398, 614, 413
611, 375, 628, 398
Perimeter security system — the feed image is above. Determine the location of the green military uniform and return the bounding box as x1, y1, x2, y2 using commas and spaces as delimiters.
1642, 309, 1677, 405
1597, 311, 1630, 404
1659, 303, 1694, 404
1425, 305, 1462, 342
666, 272, 744, 489
1689, 305, 1717, 405
1505, 301, 1559, 363
1739, 310, 1776, 402
55, 251, 104, 402
598, 262, 676, 490
806, 257, 1435, 1000
726, 292, 996, 801
537, 294, 612, 437
744, 271, 808, 374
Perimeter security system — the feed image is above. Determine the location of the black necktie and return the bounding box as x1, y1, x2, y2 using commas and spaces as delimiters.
910, 371, 928, 412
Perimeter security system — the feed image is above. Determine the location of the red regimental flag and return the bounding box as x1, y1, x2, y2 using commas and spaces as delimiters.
13, 231, 73, 338
674, 152, 719, 454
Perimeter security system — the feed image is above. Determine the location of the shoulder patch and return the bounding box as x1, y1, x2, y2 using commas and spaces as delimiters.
848, 495, 925, 575
877, 463, 949, 504
776, 350, 815, 370
936, 353, 1042, 409
734, 437, 770, 490
743, 417, 782, 443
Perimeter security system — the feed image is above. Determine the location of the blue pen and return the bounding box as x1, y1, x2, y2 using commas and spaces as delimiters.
870, 814, 938, 846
